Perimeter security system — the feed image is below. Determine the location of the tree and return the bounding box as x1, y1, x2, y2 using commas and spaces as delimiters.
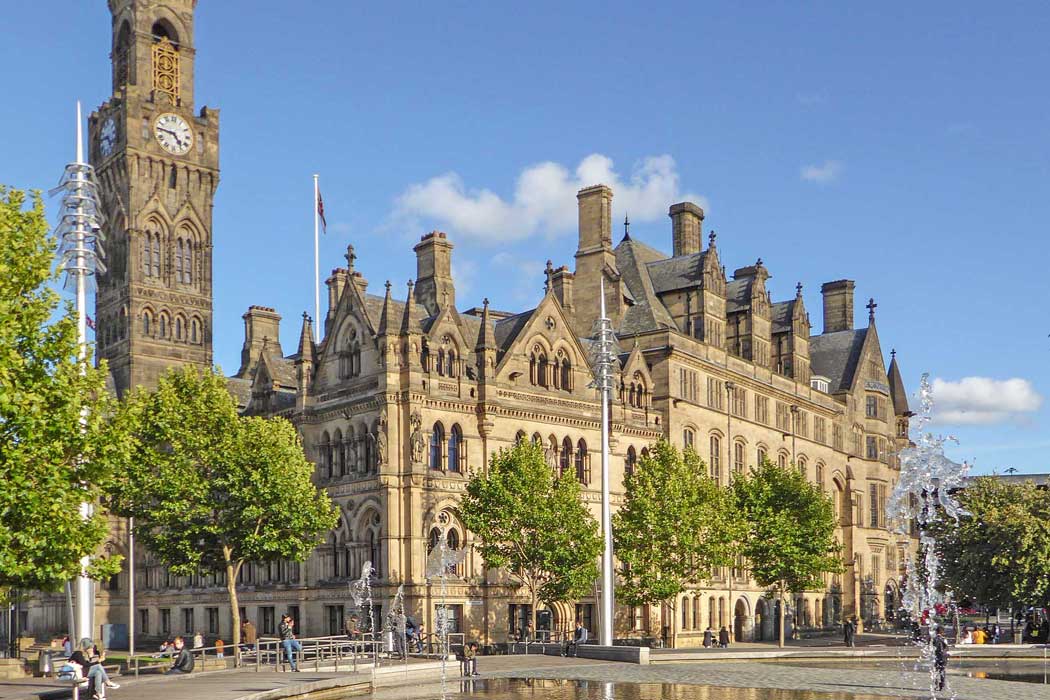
930, 476, 1050, 609
0, 186, 122, 590
459, 441, 601, 633
613, 440, 738, 648
110, 366, 337, 654
732, 459, 842, 647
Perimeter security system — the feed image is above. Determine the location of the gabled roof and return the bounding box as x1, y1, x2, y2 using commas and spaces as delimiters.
809, 328, 868, 393
494, 309, 535, 353
771, 300, 796, 333
646, 250, 705, 294
725, 278, 751, 313
614, 238, 677, 334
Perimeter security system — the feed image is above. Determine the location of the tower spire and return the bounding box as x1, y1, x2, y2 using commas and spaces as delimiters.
377, 280, 395, 335
476, 297, 496, 351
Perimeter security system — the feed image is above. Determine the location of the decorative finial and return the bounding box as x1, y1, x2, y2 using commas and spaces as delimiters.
891, 348, 896, 359
483, 297, 490, 309
345, 243, 356, 271
867, 297, 877, 321
384, 280, 391, 293
407, 279, 414, 294
756, 257, 763, 267
302, 311, 310, 321
708, 230, 717, 247
545, 260, 554, 292
796, 282, 803, 296
623, 214, 631, 240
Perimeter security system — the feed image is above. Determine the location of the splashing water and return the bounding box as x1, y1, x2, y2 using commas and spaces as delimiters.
886, 373, 971, 698
349, 561, 377, 681
426, 524, 469, 699
388, 583, 409, 675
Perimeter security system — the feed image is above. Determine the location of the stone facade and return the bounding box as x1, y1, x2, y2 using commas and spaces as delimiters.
25, 0, 915, 648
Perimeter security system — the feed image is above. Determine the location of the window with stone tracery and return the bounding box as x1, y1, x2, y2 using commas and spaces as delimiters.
151, 23, 180, 103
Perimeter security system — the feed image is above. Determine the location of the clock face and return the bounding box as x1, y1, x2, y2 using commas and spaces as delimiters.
99, 117, 117, 157
153, 113, 193, 155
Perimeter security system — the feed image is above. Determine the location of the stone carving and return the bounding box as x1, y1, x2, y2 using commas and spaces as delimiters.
410, 410, 426, 464
375, 428, 387, 468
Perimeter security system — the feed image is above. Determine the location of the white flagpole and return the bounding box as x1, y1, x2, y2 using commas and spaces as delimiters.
598, 278, 614, 647
313, 174, 320, 342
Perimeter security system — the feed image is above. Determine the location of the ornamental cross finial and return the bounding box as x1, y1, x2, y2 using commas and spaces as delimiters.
623, 214, 631, 240
345, 244, 356, 271
867, 297, 877, 321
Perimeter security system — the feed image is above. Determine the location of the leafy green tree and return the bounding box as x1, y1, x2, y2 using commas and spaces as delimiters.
0, 186, 122, 590
931, 476, 1050, 609
613, 440, 738, 648
460, 441, 601, 632
732, 459, 842, 647
110, 367, 337, 652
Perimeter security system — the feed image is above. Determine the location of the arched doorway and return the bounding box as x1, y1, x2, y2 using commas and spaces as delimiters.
755, 598, 773, 642
734, 598, 752, 642
884, 583, 898, 623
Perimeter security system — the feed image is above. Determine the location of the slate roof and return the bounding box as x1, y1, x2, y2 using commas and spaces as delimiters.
646, 250, 704, 294
887, 355, 910, 415
615, 238, 677, 334
494, 309, 535, 352
809, 328, 868, 393
771, 300, 795, 333
725, 278, 751, 313
226, 377, 252, 409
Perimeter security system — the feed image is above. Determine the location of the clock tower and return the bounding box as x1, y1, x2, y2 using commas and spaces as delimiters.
89, 0, 218, 395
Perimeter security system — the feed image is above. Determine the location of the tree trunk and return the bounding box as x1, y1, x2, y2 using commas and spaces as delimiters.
669, 600, 677, 649
778, 587, 785, 648
530, 585, 538, 641
225, 556, 242, 666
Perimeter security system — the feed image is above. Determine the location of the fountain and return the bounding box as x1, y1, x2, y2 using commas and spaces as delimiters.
887, 373, 971, 697
388, 583, 409, 675
349, 561, 377, 681
426, 513, 469, 698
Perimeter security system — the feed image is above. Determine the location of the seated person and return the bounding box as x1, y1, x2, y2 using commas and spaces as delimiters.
165, 636, 195, 675
562, 621, 588, 657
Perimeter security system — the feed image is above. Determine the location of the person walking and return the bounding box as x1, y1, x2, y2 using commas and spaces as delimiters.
240, 620, 257, 656
279, 614, 302, 672
215, 639, 225, 659
165, 636, 195, 675
718, 626, 730, 648
844, 618, 856, 647
933, 627, 950, 691
703, 626, 714, 648
561, 621, 588, 657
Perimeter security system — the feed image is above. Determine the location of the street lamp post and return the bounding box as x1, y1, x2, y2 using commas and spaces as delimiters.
724, 380, 735, 641
51, 102, 107, 643
789, 405, 800, 464
591, 279, 617, 647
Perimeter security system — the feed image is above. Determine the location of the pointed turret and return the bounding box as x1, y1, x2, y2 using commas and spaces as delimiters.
887, 349, 910, 416
377, 280, 395, 336
400, 280, 420, 336
475, 298, 496, 352
295, 312, 314, 410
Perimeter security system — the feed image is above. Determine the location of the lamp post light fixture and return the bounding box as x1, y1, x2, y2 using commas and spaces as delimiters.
50, 102, 107, 644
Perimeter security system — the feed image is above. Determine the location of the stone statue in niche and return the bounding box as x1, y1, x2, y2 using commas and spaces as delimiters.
410, 410, 426, 464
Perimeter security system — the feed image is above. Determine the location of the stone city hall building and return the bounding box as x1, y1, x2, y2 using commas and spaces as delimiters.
26, 0, 914, 647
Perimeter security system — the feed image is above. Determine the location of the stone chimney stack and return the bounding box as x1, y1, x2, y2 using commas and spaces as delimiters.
325, 268, 349, 337
413, 231, 454, 316
820, 280, 855, 334
238, 305, 282, 377
551, 266, 574, 312
576, 185, 613, 253
669, 202, 705, 256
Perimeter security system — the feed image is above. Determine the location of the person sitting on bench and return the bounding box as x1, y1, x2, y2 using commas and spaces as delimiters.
562, 621, 588, 657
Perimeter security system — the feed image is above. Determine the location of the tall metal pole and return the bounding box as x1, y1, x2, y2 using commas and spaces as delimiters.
724, 380, 735, 641
128, 517, 135, 656
73, 102, 94, 644
52, 101, 107, 645
313, 174, 321, 342
598, 279, 614, 646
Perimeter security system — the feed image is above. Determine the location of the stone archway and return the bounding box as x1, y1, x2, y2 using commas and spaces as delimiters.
755, 598, 773, 642
734, 597, 753, 642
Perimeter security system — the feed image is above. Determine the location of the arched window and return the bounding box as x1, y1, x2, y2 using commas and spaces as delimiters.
778, 453, 788, 469
757, 446, 767, 466
446, 349, 456, 378
628, 385, 636, 407
174, 316, 184, 341
159, 313, 169, 339
816, 463, 826, 492
430, 423, 445, 470
352, 342, 361, 377
421, 342, 430, 372
447, 529, 460, 551
531, 432, 542, 445
143, 233, 152, 277
515, 430, 527, 445
142, 310, 152, 336
190, 318, 200, 344
529, 353, 537, 385
332, 429, 344, 476
436, 350, 445, 377
575, 439, 589, 484
552, 357, 562, 389
626, 446, 637, 477
683, 428, 695, 450
175, 239, 183, 283
320, 432, 331, 479
709, 435, 721, 486
733, 442, 745, 475
537, 354, 549, 388
640, 447, 650, 459
427, 527, 442, 555
152, 233, 161, 278
448, 424, 463, 472
183, 238, 192, 284
560, 437, 572, 476
369, 529, 381, 579
561, 359, 571, 391
798, 457, 807, 478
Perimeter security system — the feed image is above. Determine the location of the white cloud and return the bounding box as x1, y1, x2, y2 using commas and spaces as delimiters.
800, 160, 842, 184
393, 154, 706, 244
930, 377, 1043, 425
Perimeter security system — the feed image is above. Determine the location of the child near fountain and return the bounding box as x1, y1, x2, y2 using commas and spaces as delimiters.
459, 641, 480, 677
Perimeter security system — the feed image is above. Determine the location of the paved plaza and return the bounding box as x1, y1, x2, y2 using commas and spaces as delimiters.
0, 646, 1046, 700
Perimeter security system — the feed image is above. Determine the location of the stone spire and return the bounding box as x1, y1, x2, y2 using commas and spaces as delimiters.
400, 280, 420, 335
377, 280, 395, 336
295, 312, 315, 410
296, 312, 314, 363
887, 349, 910, 415
475, 298, 496, 352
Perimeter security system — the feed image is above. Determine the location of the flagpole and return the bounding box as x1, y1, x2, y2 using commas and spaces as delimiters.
598, 278, 614, 647
313, 174, 320, 342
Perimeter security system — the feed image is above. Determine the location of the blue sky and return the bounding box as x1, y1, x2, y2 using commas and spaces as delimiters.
2, 1, 1047, 473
